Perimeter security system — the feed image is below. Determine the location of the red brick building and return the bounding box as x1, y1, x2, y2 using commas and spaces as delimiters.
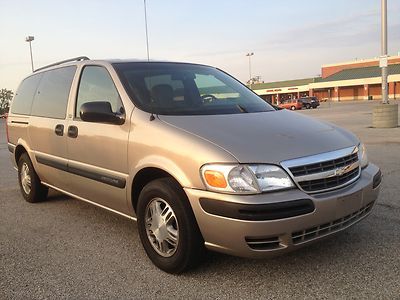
253, 56, 400, 103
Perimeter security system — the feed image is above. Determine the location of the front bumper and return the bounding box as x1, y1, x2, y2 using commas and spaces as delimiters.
184, 163, 381, 258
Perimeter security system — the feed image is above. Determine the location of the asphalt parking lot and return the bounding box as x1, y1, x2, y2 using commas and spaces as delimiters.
1, 101, 399, 299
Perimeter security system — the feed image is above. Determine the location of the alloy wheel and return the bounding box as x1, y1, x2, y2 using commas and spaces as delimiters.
145, 197, 179, 257
20, 162, 32, 194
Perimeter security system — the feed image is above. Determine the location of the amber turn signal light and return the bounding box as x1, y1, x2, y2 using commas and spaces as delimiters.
204, 170, 227, 188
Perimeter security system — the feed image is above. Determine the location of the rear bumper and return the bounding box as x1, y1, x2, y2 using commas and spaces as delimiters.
184, 163, 381, 258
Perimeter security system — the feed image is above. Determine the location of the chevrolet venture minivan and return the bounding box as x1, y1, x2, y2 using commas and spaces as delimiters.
7, 57, 382, 273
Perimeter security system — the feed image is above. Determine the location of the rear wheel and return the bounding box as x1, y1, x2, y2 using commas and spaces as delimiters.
137, 177, 205, 273
291, 106, 296, 110
18, 153, 48, 203
306, 104, 311, 109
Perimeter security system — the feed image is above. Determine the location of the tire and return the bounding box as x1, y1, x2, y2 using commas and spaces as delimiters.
17, 153, 48, 203
291, 106, 296, 110
306, 104, 311, 109
137, 177, 205, 273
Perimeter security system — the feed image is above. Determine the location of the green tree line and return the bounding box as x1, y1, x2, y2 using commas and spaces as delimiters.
0, 88, 13, 114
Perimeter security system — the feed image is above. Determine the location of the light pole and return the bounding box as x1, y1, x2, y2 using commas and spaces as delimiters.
25, 36, 35, 72
372, 0, 398, 128
246, 52, 254, 89
380, 0, 388, 104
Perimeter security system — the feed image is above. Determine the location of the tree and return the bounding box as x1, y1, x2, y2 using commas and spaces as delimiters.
0, 88, 13, 114
246, 75, 264, 85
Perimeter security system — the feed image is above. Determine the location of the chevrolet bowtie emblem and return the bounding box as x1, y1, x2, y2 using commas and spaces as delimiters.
334, 166, 349, 176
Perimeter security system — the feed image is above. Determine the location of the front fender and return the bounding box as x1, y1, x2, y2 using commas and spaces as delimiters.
128, 154, 200, 191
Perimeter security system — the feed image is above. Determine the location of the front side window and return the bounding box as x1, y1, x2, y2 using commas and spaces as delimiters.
76, 66, 123, 118
113, 62, 274, 115
31, 66, 76, 119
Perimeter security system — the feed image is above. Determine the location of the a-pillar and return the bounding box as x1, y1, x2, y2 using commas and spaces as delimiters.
389, 82, 395, 100
363, 84, 369, 100
333, 87, 339, 101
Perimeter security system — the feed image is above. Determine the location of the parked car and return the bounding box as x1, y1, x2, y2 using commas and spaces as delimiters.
7, 57, 381, 273
298, 97, 320, 109
278, 99, 303, 110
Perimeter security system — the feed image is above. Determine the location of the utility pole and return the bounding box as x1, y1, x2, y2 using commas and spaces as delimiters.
246, 52, 254, 89
381, 0, 388, 104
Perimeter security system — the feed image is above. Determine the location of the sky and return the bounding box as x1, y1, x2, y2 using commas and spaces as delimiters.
1, 0, 400, 91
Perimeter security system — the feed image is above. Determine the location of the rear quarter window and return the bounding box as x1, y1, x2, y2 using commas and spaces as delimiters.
30, 66, 76, 119
10, 74, 43, 115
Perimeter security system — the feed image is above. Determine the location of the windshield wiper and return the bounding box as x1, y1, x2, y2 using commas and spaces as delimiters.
236, 104, 249, 113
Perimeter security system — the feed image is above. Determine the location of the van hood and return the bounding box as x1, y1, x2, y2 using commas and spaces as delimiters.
158, 110, 359, 164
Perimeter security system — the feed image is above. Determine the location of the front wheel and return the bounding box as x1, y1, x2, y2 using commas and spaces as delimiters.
18, 153, 48, 203
137, 178, 205, 273
291, 106, 296, 110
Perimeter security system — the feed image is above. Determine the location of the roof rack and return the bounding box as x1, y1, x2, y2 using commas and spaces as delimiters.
34, 56, 90, 73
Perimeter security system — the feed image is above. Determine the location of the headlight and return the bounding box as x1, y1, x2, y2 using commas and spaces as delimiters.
200, 164, 295, 194
358, 143, 368, 169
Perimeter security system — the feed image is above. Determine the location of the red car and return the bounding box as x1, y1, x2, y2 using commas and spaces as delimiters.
278, 99, 302, 110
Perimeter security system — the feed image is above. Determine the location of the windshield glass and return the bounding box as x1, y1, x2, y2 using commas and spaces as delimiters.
113, 62, 274, 115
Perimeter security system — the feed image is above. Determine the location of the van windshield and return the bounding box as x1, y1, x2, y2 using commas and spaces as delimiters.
113, 62, 274, 115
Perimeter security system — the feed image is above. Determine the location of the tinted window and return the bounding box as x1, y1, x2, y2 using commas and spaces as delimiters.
31, 66, 76, 119
11, 74, 42, 115
76, 66, 122, 117
195, 74, 239, 99
145, 75, 185, 102
113, 62, 274, 115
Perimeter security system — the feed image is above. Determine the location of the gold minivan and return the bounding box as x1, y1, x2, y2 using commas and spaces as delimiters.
7, 57, 382, 273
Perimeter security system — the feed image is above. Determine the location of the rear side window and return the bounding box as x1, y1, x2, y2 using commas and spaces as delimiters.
11, 74, 43, 115
31, 66, 76, 119
76, 66, 122, 117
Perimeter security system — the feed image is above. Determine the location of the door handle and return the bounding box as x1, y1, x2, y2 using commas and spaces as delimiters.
67, 125, 78, 138
55, 124, 64, 136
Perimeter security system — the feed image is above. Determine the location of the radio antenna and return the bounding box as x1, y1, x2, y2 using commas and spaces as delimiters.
144, 0, 150, 61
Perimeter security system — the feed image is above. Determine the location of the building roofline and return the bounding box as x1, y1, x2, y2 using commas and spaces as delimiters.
250, 77, 318, 90
321, 55, 400, 68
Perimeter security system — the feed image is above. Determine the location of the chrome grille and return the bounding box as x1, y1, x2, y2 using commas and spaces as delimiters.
298, 167, 359, 192
281, 146, 361, 193
289, 152, 358, 177
292, 201, 374, 245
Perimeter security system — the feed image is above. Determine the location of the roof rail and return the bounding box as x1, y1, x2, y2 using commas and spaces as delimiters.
34, 56, 90, 73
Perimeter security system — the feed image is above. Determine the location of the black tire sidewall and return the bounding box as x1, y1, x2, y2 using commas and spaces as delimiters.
17, 153, 47, 203
137, 178, 203, 273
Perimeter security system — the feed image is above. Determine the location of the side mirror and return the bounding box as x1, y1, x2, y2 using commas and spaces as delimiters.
80, 101, 125, 125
